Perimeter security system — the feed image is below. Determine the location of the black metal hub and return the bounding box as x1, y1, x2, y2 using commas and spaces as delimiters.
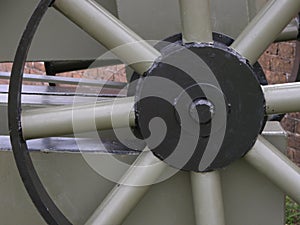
133, 34, 266, 172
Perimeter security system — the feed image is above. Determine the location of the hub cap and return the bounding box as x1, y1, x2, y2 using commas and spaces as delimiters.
133, 34, 266, 172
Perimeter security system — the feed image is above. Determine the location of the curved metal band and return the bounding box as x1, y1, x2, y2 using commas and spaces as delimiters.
8, 0, 72, 224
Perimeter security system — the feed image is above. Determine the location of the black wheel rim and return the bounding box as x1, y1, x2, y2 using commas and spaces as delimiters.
8, 0, 72, 224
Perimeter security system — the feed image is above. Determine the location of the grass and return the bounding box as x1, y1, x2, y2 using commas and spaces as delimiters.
286, 196, 300, 225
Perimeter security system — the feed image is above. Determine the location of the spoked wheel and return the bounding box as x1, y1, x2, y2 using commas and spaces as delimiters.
8, 0, 300, 225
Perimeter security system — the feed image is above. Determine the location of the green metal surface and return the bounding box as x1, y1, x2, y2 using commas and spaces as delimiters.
263, 82, 300, 114
53, 0, 160, 75
0, 122, 286, 225
276, 18, 300, 42
231, 0, 300, 65
0, 0, 297, 62
1, 0, 298, 224
117, 0, 265, 42
86, 150, 167, 225
179, 0, 213, 43
21, 97, 135, 140
245, 135, 300, 204
191, 171, 225, 225
0, 84, 121, 135
0, 0, 119, 61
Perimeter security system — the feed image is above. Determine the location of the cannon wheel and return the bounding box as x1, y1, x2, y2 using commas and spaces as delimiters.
8, 0, 300, 224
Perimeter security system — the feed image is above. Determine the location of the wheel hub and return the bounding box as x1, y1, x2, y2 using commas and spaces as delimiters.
133, 34, 266, 172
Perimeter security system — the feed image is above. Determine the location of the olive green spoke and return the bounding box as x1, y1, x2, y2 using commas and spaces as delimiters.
53, 0, 161, 75
263, 82, 300, 114
245, 135, 300, 204
230, 0, 300, 65
190, 171, 225, 225
179, 0, 213, 44
276, 18, 300, 42
85, 149, 167, 225
21, 97, 135, 139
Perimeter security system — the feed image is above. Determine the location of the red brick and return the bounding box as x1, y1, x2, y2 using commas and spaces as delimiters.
4, 63, 12, 72
116, 64, 125, 71
294, 150, 300, 164
23, 68, 31, 74
265, 43, 279, 55
32, 62, 45, 72
0, 63, 11, 72
87, 68, 99, 79
296, 120, 300, 135
25, 62, 34, 69
278, 42, 295, 58
288, 112, 300, 119
114, 73, 127, 82
271, 57, 294, 73
275, 72, 288, 83
281, 116, 296, 133
72, 72, 84, 79
56, 72, 66, 77
264, 70, 272, 83
265, 70, 287, 84
287, 147, 296, 161
258, 54, 271, 71
31, 68, 44, 75
288, 133, 300, 151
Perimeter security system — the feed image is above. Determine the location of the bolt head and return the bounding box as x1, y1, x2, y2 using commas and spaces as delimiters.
189, 98, 215, 124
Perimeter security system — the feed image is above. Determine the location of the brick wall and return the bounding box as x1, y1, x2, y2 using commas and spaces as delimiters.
0, 62, 126, 84
0, 62, 46, 85
283, 112, 300, 164
55, 64, 127, 83
258, 41, 300, 165
259, 42, 296, 84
